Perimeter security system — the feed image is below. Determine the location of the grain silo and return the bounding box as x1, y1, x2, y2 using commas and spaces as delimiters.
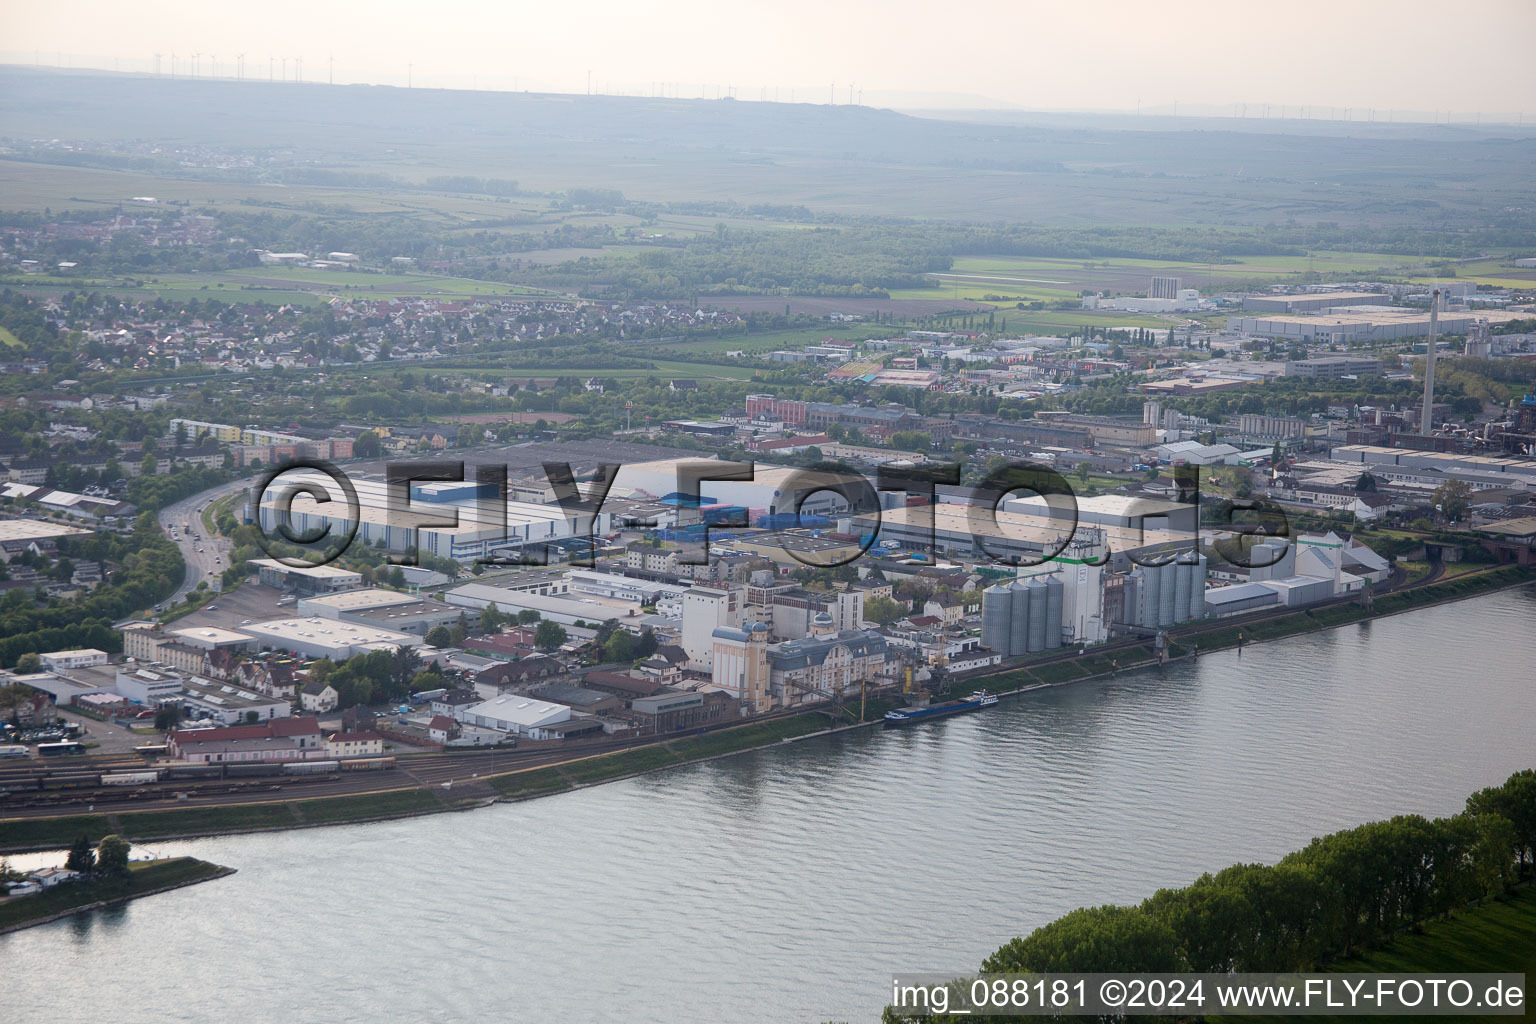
1008, 579, 1031, 657
1025, 576, 1048, 652
981, 583, 1013, 656
1187, 552, 1208, 621
1043, 573, 1064, 649
1173, 551, 1196, 623
1156, 558, 1177, 627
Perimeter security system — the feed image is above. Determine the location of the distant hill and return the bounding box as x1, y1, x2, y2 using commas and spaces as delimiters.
2, 66, 1533, 227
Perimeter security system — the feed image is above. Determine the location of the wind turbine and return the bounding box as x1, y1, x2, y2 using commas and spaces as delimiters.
281, 56, 288, 81
209, 53, 217, 78
191, 52, 200, 78
170, 52, 177, 77
328, 53, 334, 85
153, 52, 162, 76
236, 53, 245, 80
269, 56, 275, 81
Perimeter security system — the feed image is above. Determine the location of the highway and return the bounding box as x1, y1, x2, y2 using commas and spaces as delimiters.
155, 480, 247, 609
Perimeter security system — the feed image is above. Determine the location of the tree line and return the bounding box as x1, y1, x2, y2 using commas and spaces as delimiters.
969, 770, 1534, 989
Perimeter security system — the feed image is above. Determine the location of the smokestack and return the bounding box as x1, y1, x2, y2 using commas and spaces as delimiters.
1421, 289, 1440, 433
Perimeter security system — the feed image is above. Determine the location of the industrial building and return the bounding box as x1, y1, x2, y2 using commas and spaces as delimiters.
1330, 446, 1536, 490
241, 617, 423, 660
444, 582, 629, 627
1236, 309, 1520, 344
1241, 292, 1388, 313
253, 558, 364, 595
254, 469, 609, 564
609, 457, 871, 520
455, 693, 571, 738
853, 503, 1193, 568
297, 589, 422, 619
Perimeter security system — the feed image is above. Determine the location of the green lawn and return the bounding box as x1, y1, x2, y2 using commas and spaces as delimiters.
0, 857, 228, 931
1221, 886, 1536, 1024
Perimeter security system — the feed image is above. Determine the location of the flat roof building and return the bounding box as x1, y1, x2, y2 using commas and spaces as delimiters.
40, 649, 108, 671
242, 617, 422, 660
444, 583, 623, 627
456, 693, 571, 737
252, 558, 364, 595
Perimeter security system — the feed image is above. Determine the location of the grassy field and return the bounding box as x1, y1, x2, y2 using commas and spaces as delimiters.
0, 857, 229, 932
1220, 886, 1536, 1024
0, 326, 22, 348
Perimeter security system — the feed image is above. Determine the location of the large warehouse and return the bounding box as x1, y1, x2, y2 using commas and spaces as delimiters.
1234, 308, 1519, 343
445, 582, 629, 626
241, 617, 423, 660
254, 469, 611, 564
610, 458, 864, 518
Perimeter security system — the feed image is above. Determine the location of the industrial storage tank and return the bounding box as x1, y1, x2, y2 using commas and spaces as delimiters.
1156, 558, 1177, 627
1128, 566, 1148, 628
1188, 553, 1208, 621
981, 583, 1013, 657
1136, 565, 1158, 628
1043, 574, 1064, 649
1025, 577, 1048, 652
1173, 551, 1197, 624
1008, 579, 1031, 657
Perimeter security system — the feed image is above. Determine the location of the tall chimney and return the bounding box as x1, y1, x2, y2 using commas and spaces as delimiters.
1421, 289, 1440, 433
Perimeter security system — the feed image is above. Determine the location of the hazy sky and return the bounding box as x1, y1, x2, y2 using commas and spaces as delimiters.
5, 0, 1535, 115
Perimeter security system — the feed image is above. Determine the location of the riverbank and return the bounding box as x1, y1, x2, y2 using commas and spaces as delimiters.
2, 564, 1531, 855
0, 857, 234, 936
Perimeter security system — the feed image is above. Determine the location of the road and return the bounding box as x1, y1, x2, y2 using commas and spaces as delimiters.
155, 480, 247, 609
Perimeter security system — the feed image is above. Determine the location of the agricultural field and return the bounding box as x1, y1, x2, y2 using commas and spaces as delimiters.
1408, 256, 1536, 290
917, 251, 1433, 302
0, 263, 562, 307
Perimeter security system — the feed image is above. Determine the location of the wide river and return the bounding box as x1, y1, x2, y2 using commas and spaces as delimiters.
6, 586, 1535, 1023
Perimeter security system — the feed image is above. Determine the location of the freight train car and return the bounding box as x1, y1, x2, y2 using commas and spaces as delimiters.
282, 760, 340, 776
39, 773, 101, 789
339, 757, 397, 772
224, 762, 287, 778
100, 771, 163, 786
163, 762, 224, 781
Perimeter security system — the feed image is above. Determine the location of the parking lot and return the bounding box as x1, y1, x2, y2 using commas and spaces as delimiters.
167, 580, 292, 634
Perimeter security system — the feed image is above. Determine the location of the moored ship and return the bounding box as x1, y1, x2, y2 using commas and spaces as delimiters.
883, 690, 999, 727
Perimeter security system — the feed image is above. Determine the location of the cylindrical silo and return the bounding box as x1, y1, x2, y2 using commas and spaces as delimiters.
1128, 566, 1148, 627
1188, 553, 1208, 621
1173, 551, 1196, 624
1043, 573, 1064, 648
1153, 560, 1174, 627
1025, 577, 1048, 652
1008, 579, 1031, 657
981, 583, 1012, 657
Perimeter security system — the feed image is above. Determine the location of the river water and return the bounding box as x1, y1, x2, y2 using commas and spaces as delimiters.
5, 587, 1535, 1024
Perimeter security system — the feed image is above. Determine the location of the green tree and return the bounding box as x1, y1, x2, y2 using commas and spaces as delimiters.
14, 652, 41, 674
409, 669, 446, 693
424, 625, 452, 647
984, 904, 1182, 973
533, 620, 568, 651
1432, 478, 1472, 521
353, 430, 381, 459
863, 595, 906, 625
389, 644, 423, 695
153, 704, 180, 732
603, 629, 635, 662
95, 834, 131, 877
65, 834, 96, 874
1355, 471, 1377, 492
1467, 769, 1536, 877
